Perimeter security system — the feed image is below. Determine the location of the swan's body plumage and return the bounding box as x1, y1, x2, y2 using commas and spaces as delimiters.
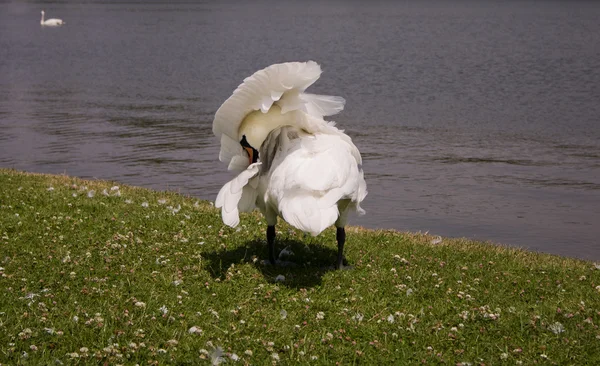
258, 125, 366, 236
213, 61, 367, 268
40, 10, 65, 26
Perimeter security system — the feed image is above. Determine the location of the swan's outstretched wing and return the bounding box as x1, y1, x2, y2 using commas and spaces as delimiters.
213, 61, 345, 171
300, 93, 345, 119
215, 163, 261, 227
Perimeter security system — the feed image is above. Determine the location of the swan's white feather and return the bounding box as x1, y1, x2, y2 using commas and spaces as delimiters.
261, 126, 367, 235
213, 61, 346, 172
215, 163, 261, 227
213, 61, 321, 140
301, 93, 346, 119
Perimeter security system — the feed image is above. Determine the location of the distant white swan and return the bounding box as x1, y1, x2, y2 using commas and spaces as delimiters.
40, 10, 65, 26
213, 61, 367, 269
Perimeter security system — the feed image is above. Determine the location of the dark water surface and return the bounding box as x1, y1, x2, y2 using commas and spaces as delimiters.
1, 1, 599, 259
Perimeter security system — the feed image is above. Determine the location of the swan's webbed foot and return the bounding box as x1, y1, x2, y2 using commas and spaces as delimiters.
267, 225, 276, 265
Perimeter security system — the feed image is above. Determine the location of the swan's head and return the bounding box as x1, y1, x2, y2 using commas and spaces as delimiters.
41, 10, 45, 15
238, 105, 290, 164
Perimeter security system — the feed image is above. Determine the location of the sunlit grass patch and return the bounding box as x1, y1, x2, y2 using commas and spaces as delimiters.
1, 168, 600, 364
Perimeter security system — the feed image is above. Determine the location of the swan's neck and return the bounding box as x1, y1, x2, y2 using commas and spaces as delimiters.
238, 105, 297, 149
40, 12, 44, 24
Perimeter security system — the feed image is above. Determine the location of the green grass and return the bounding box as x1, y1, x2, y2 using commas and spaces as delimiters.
1, 168, 599, 365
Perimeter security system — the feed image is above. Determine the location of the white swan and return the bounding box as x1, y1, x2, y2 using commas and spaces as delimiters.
40, 10, 65, 26
213, 61, 367, 269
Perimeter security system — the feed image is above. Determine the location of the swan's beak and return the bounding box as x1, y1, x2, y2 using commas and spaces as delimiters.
243, 146, 255, 165
240, 135, 259, 165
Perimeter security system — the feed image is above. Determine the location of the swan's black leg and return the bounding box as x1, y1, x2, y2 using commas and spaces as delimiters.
267, 225, 276, 265
336, 227, 346, 270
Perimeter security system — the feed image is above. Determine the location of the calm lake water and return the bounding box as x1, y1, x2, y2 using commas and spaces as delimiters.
1, 1, 599, 259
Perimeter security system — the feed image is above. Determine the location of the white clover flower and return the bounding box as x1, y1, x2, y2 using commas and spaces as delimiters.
387, 315, 395, 323
353, 313, 364, 322
244, 350, 253, 356
47, 187, 54, 191
500, 352, 508, 360
280, 309, 287, 319
549, 321, 565, 334
188, 326, 202, 334
159, 305, 168, 315
316, 311, 325, 320
230, 353, 240, 361
158, 199, 167, 205
272, 353, 280, 361
134, 302, 146, 308
141, 202, 149, 208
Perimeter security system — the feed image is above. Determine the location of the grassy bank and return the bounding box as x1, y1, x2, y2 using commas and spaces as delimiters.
1, 168, 599, 365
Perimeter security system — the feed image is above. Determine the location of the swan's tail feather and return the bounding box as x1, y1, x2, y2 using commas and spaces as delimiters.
280, 192, 339, 236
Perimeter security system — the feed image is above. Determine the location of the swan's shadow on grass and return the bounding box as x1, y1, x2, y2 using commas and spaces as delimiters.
203, 237, 342, 289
